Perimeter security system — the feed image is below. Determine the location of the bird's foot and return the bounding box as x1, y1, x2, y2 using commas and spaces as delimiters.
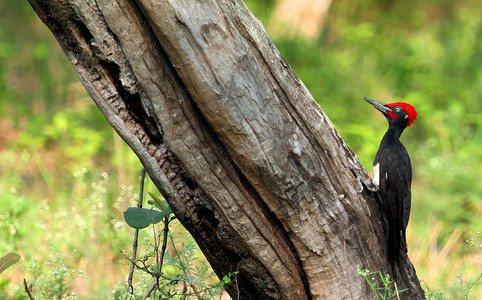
348, 165, 378, 193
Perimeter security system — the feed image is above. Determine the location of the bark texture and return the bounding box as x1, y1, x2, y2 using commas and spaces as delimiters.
27, 0, 424, 299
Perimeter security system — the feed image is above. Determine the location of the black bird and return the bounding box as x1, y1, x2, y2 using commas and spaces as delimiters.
364, 97, 417, 276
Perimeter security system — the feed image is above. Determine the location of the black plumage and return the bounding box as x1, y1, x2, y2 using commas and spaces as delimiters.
375, 129, 412, 262
364, 97, 417, 277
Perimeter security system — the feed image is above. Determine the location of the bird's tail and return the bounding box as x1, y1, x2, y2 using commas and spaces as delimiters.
387, 226, 400, 280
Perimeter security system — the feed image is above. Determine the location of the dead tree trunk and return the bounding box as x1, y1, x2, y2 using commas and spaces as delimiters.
27, 0, 424, 299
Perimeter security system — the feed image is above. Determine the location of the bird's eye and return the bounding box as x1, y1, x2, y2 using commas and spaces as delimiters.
395, 107, 401, 112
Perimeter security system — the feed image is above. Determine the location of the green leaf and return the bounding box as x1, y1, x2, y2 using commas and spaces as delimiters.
148, 192, 166, 210
222, 275, 231, 284
123, 207, 172, 229
147, 200, 162, 210
0, 253, 21, 274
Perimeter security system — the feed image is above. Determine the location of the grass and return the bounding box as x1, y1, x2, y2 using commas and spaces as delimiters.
413, 230, 482, 299
0, 163, 137, 298
356, 230, 481, 299
0, 150, 225, 298
356, 266, 408, 300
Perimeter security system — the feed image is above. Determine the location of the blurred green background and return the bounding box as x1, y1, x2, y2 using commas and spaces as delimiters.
0, 0, 480, 298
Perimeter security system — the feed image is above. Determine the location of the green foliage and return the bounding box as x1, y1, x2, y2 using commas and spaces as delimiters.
356, 265, 407, 299
425, 270, 482, 300
16, 106, 111, 172
148, 192, 167, 210
424, 234, 482, 299
0, 170, 140, 298
120, 193, 232, 299
123, 206, 172, 229
25, 247, 85, 299
0, 253, 20, 275
122, 192, 173, 230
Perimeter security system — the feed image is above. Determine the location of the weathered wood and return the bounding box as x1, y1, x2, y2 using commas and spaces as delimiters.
26, 0, 424, 299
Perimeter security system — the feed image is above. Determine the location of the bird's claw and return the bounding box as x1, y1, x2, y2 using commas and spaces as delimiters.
348, 165, 378, 194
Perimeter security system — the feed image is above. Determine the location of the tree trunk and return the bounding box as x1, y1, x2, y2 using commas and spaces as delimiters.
26, 0, 424, 299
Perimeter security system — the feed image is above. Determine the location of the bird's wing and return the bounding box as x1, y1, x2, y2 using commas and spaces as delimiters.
377, 142, 412, 258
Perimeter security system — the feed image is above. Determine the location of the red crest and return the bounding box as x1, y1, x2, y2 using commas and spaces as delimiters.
386, 102, 417, 127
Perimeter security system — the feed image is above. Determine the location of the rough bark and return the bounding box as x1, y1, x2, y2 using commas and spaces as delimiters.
26, 0, 424, 299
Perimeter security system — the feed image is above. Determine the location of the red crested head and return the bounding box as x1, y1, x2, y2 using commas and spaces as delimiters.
386, 102, 417, 127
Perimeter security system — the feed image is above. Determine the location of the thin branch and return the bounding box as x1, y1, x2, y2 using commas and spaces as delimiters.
158, 217, 170, 278
151, 218, 160, 290
142, 280, 158, 300
394, 282, 400, 300
23, 279, 35, 300
142, 215, 171, 299
127, 168, 147, 294
217, 284, 225, 300
234, 264, 240, 300
180, 282, 188, 300
120, 249, 161, 278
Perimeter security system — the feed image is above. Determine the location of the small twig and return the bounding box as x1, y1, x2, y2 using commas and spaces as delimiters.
127, 168, 147, 294
180, 282, 188, 300
120, 249, 156, 277
394, 281, 400, 300
151, 219, 160, 290
23, 279, 35, 300
142, 215, 172, 299
234, 265, 240, 300
142, 280, 158, 300
158, 217, 170, 276
217, 284, 225, 300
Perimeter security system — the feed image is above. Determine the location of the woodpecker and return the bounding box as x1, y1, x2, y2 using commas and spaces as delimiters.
364, 97, 417, 276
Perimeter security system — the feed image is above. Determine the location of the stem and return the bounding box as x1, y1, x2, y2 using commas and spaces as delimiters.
151, 219, 159, 288
142, 280, 157, 300
142, 213, 171, 299
394, 281, 400, 300
158, 217, 170, 275
159, 215, 170, 270
23, 279, 35, 300
127, 168, 146, 294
